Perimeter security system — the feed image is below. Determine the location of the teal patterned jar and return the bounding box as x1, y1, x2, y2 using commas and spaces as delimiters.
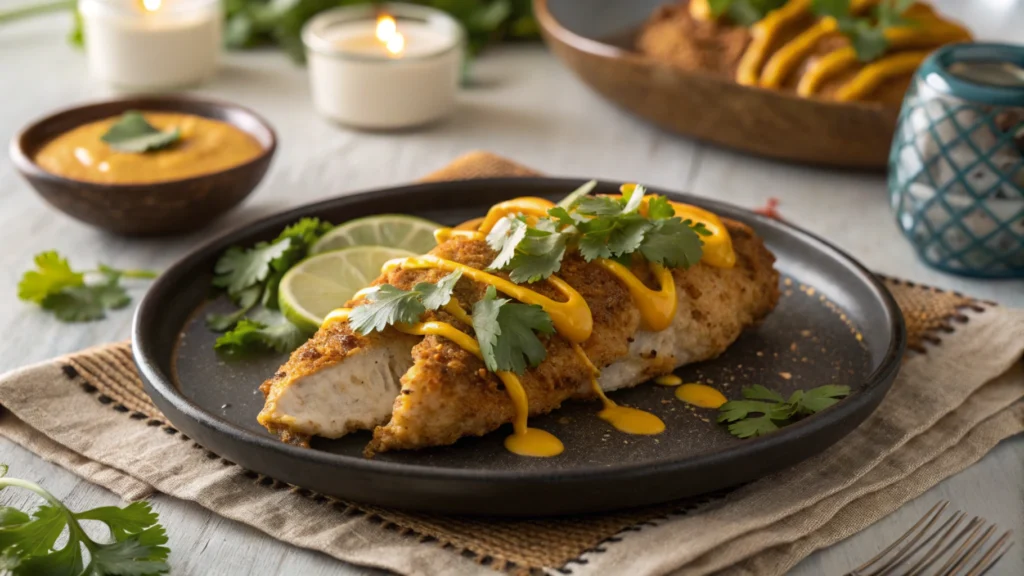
889, 43, 1024, 278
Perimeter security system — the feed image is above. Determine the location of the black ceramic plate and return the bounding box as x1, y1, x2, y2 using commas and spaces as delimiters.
134, 178, 905, 516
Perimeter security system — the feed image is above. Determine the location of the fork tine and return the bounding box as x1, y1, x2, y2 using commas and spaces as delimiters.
911, 516, 985, 575
936, 522, 996, 576
905, 511, 968, 576
963, 531, 1013, 576
852, 501, 950, 576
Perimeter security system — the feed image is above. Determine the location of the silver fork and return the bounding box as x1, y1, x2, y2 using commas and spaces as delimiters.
847, 500, 1015, 576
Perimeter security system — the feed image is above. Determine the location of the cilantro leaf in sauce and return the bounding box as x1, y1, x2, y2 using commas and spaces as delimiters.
472, 285, 555, 375
100, 111, 181, 153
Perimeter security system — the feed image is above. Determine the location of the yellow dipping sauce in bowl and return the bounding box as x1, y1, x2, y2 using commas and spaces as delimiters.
33, 112, 264, 185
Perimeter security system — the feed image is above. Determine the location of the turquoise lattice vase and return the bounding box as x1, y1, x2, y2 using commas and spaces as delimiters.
889, 43, 1024, 278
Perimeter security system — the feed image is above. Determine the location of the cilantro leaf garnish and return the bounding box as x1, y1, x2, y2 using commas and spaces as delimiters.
717, 384, 851, 438
811, 0, 915, 62
487, 216, 571, 283
210, 217, 334, 330
472, 285, 554, 375
348, 285, 426, 334
16, 252, 157, 323
214, 317, 307, 354
347, 271, 463, 335
708, 0, 789, 26
555, 180, 598, 210
100, 111, 180, 153
486, 183, 710, 283
0, 465, 170, 575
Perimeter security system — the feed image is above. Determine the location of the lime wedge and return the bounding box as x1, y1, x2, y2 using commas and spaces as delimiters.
311, 214, 441, 255
279, 246, 416, 333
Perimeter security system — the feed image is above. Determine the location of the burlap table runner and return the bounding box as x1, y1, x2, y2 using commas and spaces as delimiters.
1, 152, 1021, 576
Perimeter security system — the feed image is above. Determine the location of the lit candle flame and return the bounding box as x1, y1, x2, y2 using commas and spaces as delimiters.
141, 0, 161, 12
375, 14, 405, 57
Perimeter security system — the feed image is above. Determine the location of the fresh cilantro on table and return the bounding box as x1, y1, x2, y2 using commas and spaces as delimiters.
0, 464, 170, 575
471, 285, 554, 375
707, 0, 789, 26
17, 251, 158, 323
811, 0, 915, 62
347, 271, 462, 335
100, 111, 180, 153
487, 183, 709, 283
717, 384, 851, 438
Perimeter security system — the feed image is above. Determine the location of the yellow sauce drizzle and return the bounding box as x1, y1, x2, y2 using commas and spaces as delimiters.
326, 193, 737, 456
760, 17, 838, 88
834, 50, 931, 101
736, 0, 811, 86
654, 374, 683, 386
725, 0, 970, 101
383, 255, 594, 343
322, 308, 564, 457
571, 343, 664, 435
478, 197, 556, 233
675, 383, 728, 409
594, 259, 677, 332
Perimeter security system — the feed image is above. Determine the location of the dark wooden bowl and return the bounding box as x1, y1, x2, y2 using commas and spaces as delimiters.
535, 0, 900, 169
9, 96, 277, 236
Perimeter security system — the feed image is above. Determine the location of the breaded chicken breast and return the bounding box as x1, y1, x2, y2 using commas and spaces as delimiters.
258, 219, 778, 454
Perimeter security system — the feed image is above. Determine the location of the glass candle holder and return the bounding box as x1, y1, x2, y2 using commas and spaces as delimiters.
889, 43, 1024, 278
302, 3, 465, 129
79, 0, 221, 90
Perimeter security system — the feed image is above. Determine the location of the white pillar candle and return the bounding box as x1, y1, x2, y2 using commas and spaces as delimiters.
303, 4, 465, 129
79, 0, 221, 90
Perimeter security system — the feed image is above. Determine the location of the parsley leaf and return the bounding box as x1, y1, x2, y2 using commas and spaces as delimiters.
575, 195, 625, 216
486, 216, 528, 270
0, 466, 170, 575
347, 271, 463, 335
214, 318, 307, 354
17, 252, 156, 323
100, 111, 180, 153
472, 286, 555, 374
717, 384, 851, 438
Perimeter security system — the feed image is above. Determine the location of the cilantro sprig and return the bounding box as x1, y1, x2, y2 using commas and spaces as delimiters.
717, 384, 851, 438
101, 111, 180, 153
472, 285, 555, 375
487, 183, 711, 284
811, 0, 915, 62
347, 271, 462, 335
708, 0, 789, 26
209, 217, 333, 330
214, 317, 307, 355
0, 464, 170, 575
17, 251, 158, 322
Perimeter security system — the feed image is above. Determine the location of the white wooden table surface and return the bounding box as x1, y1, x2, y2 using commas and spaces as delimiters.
0, 1, 1021, 574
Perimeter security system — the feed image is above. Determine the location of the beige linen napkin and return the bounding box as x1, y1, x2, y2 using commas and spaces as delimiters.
0, 152, 1021, 576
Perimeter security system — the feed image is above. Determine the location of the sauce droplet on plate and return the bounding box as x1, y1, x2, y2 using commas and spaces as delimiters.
598, 405, 665, 435
654, 374, 683, 386
675, 383, 727, 409
505, 428, 564, 457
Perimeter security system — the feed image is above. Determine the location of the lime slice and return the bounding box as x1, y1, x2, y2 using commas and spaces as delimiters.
311, 214, 441, 255
279, 246, 415, 333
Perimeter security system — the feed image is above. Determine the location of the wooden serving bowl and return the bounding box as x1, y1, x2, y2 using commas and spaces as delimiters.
9, 96, 277, 236
535, 0, 900, 169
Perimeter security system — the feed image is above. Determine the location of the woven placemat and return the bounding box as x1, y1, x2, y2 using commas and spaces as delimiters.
1, 152, 1020, 576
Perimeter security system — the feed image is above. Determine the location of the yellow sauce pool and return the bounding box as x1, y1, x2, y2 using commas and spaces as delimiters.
34, 112, 263, 184
675, 383, 728, 409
